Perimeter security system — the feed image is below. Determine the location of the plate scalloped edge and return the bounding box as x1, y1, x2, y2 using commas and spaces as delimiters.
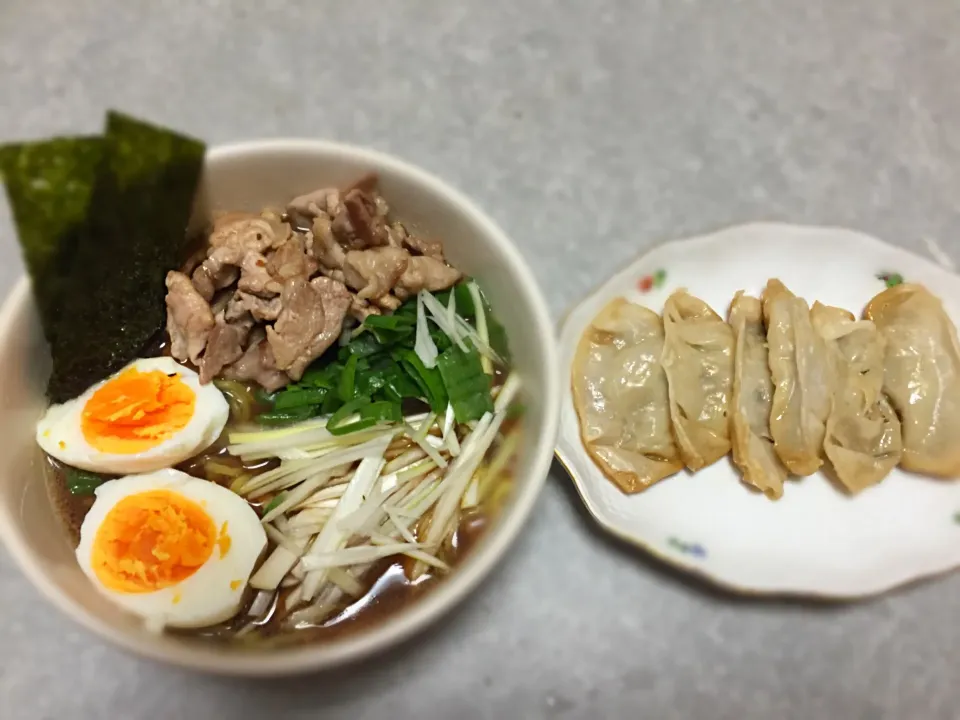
556, 222, 960, 600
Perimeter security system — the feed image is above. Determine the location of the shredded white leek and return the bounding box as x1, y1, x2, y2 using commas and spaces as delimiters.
243, 435, 391, 498
404, 420, 448, 468
260, 471, 337, 523
365, 530, 449, 570
467, 281, 494, 375
442, 404, 461, 457
287, 523, 330, 538
300, 456, 387, 600
263, 523, 304, 555
495, 372, 522, 413
446, 288, 459, 343
413, 412, 437, 443
300, 542, 421, 570
383, 447, 427, 475
412, 411, 503, 578
386, 507, 419, 545
420, 290, 470, 352
461, 475, 480, 509
327, 567, 365, 597
414, 292, 439, 369
250, 544, 302, 591
478, 427, 521, 502
293, 484, 347, 512
228, 416, 330, 446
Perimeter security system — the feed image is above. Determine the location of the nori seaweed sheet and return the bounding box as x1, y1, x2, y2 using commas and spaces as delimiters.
0, 137, 104, 345
0, 111, 206, 403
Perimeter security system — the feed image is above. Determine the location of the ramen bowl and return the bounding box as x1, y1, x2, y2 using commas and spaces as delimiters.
0, 139, 560, 676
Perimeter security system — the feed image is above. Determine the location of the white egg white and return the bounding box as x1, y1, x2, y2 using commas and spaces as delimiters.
75, 469, 267, 629
36, 357, 229, 474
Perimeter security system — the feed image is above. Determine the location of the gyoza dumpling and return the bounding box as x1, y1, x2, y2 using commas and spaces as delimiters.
864, 284, 960, 477
571, 298, 684, 493
728, 292, 788, 499
762, 279, 835, 476
811, 302, 902, 493
661, 290, 734, 471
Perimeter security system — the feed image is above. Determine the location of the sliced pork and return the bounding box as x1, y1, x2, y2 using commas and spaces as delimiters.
165, 271, 215, 364
342, 247, 409, 301
166, 175, 463, 390
266, 277, 352, 380
222, 331, 289, 392
394, 256, 462, 300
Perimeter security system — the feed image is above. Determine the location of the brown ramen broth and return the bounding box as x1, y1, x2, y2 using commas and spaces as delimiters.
44, 454, 512, 648
43, 347, 520, 646
37, 177, 522, 647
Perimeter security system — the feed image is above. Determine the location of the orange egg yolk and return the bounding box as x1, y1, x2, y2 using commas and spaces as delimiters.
90, 490, 216, 593
81, 367, 195, 454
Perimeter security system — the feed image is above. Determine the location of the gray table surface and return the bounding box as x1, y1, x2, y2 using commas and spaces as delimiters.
2, 1, 959, 718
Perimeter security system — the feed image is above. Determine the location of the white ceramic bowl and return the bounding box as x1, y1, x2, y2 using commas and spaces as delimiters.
0, 140, 560, 676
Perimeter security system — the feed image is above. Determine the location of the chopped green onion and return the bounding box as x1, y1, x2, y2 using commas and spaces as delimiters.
66, 467, 107, 496
381, 362, 423, 401
256, 407, 316, 426
436, 345, 494, 422
361, 401, 403, 424
394, 349, 448, 412
273, 387, 328, 410
364, 313, 415, 330
301, 362, 343, 390
327, 395, 373, 435
327, 418, 379, 436
321, 390, 342, 415
338, 355, 359, 401
354, 356, 394, 398
263, 493, 286, 515
338, 331, 383, 359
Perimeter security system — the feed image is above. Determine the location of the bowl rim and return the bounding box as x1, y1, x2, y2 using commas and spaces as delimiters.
0, 137, 560, 676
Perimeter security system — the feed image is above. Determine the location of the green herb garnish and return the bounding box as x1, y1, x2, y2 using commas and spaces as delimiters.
361, 400, 402, 424
437, 345, 494, 422
256, 407, 316, 426
394, 349, 448, 412
338, 354, 359, 401
327, 396, 375, 435
263, 493, 286, 515
272, 387, 328, 410
66, 467, 107, 496
268, 281, 506, 424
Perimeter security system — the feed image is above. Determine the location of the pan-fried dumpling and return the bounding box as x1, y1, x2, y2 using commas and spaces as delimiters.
662, 290, 734, 471
864, 284, 960, 477
810, 302, 902, 493
762, 279, 835, 476
728, 292, 788, 499
571, 297, 684, 493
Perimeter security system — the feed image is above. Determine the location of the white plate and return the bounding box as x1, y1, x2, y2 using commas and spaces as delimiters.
556, 223, 960, 599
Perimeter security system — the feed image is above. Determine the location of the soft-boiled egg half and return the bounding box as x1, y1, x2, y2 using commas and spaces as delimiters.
37, 357, 228, 474
76, 469, 267, 628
